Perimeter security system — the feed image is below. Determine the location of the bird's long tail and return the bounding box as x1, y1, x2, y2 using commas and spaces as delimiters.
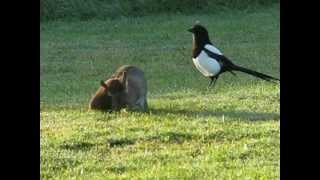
231, 65, 280, 82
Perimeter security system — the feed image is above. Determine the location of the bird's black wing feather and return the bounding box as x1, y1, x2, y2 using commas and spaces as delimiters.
203, 48, 235, 72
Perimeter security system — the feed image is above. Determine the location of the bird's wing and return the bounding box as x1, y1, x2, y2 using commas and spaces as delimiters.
204, 44, 223, 55
203, 46, 234, 67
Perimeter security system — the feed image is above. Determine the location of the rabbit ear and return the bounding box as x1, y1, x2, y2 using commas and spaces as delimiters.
100, 80, 108, 88
119, 71, 127, 84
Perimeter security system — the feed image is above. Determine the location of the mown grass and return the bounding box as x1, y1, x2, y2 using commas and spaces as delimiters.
40, 5, 279, 179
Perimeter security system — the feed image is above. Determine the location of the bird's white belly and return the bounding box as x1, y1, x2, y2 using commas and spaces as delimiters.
193, 51, 221, 77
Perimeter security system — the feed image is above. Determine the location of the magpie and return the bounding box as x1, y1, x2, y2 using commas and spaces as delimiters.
188, 24, 280, 89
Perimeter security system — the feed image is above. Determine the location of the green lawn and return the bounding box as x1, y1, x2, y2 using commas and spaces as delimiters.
40, 5, 280, 179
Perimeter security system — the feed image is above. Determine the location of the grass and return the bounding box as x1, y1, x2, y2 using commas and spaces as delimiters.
40, 5, 280, 179
40, 0, 278, 21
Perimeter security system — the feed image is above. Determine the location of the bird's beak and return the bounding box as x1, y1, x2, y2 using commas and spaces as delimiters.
187, 28, 193, 33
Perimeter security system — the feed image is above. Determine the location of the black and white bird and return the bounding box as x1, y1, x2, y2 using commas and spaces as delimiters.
188, 24, 280, 88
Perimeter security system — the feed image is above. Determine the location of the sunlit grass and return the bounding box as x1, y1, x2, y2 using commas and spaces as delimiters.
40, 5, 279, 179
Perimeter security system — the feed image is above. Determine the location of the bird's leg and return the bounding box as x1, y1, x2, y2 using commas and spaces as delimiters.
210, 78, 217, 89
208, 77, 214, 88
207, 77, 217, 89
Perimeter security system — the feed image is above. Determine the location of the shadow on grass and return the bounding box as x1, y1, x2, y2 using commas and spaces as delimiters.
106, 166, 127, 174
145, 131, 194, 144
106, 138, 135, 148
104, 129, 275, 147
144, 129, 275, 144
149, 108, 279, 121
105, 132, 194, 147
106, 164, 138, 174
60, 142, 95, 151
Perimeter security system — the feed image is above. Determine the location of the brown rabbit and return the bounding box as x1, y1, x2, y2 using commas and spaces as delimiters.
89, 65, 148, 112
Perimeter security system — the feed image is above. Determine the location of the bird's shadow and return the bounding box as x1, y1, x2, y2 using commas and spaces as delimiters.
59, 141, 95, 151
148, 107, 279, 121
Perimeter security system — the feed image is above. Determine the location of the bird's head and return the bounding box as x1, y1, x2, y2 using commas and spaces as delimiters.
188, 24, 211, 47
188, 24, 209, 36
